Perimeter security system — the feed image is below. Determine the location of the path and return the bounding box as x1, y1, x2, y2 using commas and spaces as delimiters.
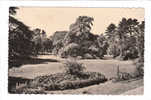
46, 79, 143, 95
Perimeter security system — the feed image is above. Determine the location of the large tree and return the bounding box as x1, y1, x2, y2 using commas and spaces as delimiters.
105, 23, 118, 56
56, 16, 107, 59
105, 18, 143, 60
60, 16, 96, 58
135, 21, 144, 59
116, 18, 139, 59
63, 16, 94, 46
105, 23, 116, 40
9, 7, 34, 67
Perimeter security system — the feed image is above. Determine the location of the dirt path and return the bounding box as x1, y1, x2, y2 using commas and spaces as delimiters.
122, 86, 144, 95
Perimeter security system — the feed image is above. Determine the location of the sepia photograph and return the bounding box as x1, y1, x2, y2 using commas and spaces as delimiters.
8, 7, 144, 95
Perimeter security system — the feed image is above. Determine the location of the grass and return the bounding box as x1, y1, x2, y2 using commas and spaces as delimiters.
9, 56, 59, 68
8, 55, 143, 94
9, 57, 136, 79
9, 59, 107, 93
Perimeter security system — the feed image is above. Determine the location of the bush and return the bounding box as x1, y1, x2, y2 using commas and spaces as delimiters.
9, 81, 46, 94
58, 43, 80, 58
63, 59, 86, 76
83, 53, 94, 59
12, 86, 46, 94
52, 39, 64, 55
135, 57, 144, 77
112, 65, 142, 82
77, 56, 83, 59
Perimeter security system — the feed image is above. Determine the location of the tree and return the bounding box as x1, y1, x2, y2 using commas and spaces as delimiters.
134, 21, 144, 76
63, 16, 107, 58
9, 7, 18, 15
116, 18, 139, 59
62, 16, 95, 57
97, 34, 109, 57
32, 28, 50, 54
135, 21, 144, 59
105, 23, 119, 57
105, 23, 116, 40
51, 31, 68, 45
51, 31, 68, 55
58, 43, 80, 58
105, 18, 142, 60
43, 38, 53, 53
63, 16, 94, 46
52, 16, 108, 59
9, 7, 34, 67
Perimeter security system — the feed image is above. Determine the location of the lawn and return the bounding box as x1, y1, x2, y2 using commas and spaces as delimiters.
8, 55, 143, 95
9, 55, 137, 79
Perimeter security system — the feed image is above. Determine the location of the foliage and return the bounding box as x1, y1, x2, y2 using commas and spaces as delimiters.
27, 72, 107, 91
53, 16, 107, 59
9, 8, 34, 67
105, 23, 116, 40
52, 39, 63, 55
51, 31, 68, 55
11, 86, 46, 94
83, 53, 94, 59
115, 66, 132, 81
51, 31, 68, 45
105, 18, 144, 60
43, 38, 53, 53
32, 28, 52, 55
9, 60, 107, 93
58, 43, 80, 58
135, 58, 144, 77
63, 16, 94, 46
63, 59, 86, 76
97, 35, 109, 56
134, 21, 144, 76
9, 7, 19, 15
112, 65, 142, 82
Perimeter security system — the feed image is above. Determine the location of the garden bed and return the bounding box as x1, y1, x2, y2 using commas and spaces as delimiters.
12, 72, 107, 94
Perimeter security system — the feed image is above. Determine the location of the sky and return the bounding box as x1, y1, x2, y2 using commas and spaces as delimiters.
15, 7, 144, 37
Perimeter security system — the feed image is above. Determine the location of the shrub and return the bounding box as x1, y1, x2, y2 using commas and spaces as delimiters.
83, 53, 94, 59
135, 57, 144, 77
63, 59, 86, 76
77, 56, 83, 60
108, 45, 120, 58
9, 82, 46, 94
58, 43, 80, 58
13, 86, 46, 94
113, 65, 133, 82
88, 46, 99, 53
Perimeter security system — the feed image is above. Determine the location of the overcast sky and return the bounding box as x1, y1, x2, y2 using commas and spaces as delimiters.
15, 7, 144, 37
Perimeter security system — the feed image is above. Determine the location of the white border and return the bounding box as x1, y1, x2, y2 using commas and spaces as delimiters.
0, 1, 151, 100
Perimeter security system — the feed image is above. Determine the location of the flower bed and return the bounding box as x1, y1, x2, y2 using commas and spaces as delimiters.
29, 72, 107, 91
13, 72, 107, 93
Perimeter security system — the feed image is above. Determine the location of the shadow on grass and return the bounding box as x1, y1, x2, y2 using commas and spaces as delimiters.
9, 57, 59, 68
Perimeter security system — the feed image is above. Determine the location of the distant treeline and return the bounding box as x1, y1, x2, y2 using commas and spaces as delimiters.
9, 7, 144, 68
